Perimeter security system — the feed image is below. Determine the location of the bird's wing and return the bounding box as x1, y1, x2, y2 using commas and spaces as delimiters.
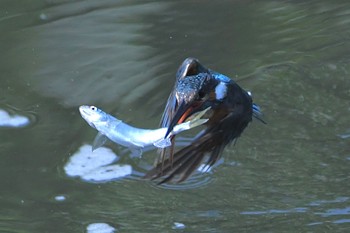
157, 58, 209, 165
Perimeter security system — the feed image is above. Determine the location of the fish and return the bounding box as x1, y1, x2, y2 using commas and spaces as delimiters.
79, 105, 209, 154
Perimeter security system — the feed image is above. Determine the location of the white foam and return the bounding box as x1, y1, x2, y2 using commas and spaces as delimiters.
64, 144, 132, 182
172, 222, 185, 230
81, 164, 132, 182
87, 223, 116, 233
0, 109, 30, 127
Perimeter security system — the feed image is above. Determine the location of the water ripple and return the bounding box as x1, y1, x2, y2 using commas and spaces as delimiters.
241, 207, 308, 215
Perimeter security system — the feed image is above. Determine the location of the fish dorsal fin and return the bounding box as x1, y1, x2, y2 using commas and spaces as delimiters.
92, 132, 108, 151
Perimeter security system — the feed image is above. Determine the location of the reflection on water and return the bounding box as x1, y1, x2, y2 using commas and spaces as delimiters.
1, 0, 350, 232
241, 196, 350, 223
2, 0, 172, 108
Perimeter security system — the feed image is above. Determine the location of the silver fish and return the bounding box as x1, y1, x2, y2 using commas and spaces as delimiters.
79, 105, 209, 153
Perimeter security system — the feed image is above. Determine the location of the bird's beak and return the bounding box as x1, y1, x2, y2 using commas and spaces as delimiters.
164, 101, 196, 138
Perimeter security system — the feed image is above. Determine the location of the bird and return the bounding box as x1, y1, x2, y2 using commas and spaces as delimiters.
145, 57, 264, 184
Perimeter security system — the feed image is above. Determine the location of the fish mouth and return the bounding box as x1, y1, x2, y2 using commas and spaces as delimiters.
164, 101, 201, 138
79, 105, 91, 116
79, 105, 97, 129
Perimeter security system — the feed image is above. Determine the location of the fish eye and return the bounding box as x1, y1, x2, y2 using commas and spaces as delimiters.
90, 106, 97, 111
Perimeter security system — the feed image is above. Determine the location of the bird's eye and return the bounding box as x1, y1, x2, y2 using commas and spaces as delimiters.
90, 106, 97, 111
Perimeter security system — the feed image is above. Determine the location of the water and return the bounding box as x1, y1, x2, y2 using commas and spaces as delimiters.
1, 0, 350, 232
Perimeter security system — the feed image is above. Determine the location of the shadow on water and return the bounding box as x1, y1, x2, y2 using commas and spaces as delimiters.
1, 0, 350, 232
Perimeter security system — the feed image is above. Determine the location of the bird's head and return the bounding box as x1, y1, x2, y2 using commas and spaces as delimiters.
164, 72, 216, 137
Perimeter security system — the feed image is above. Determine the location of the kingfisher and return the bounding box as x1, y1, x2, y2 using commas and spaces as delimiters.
145, 58, 264, 184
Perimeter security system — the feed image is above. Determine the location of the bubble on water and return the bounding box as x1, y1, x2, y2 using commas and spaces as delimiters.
87, 223, 116, 233
64, 144, 132, 182
0, 109, 30, 128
